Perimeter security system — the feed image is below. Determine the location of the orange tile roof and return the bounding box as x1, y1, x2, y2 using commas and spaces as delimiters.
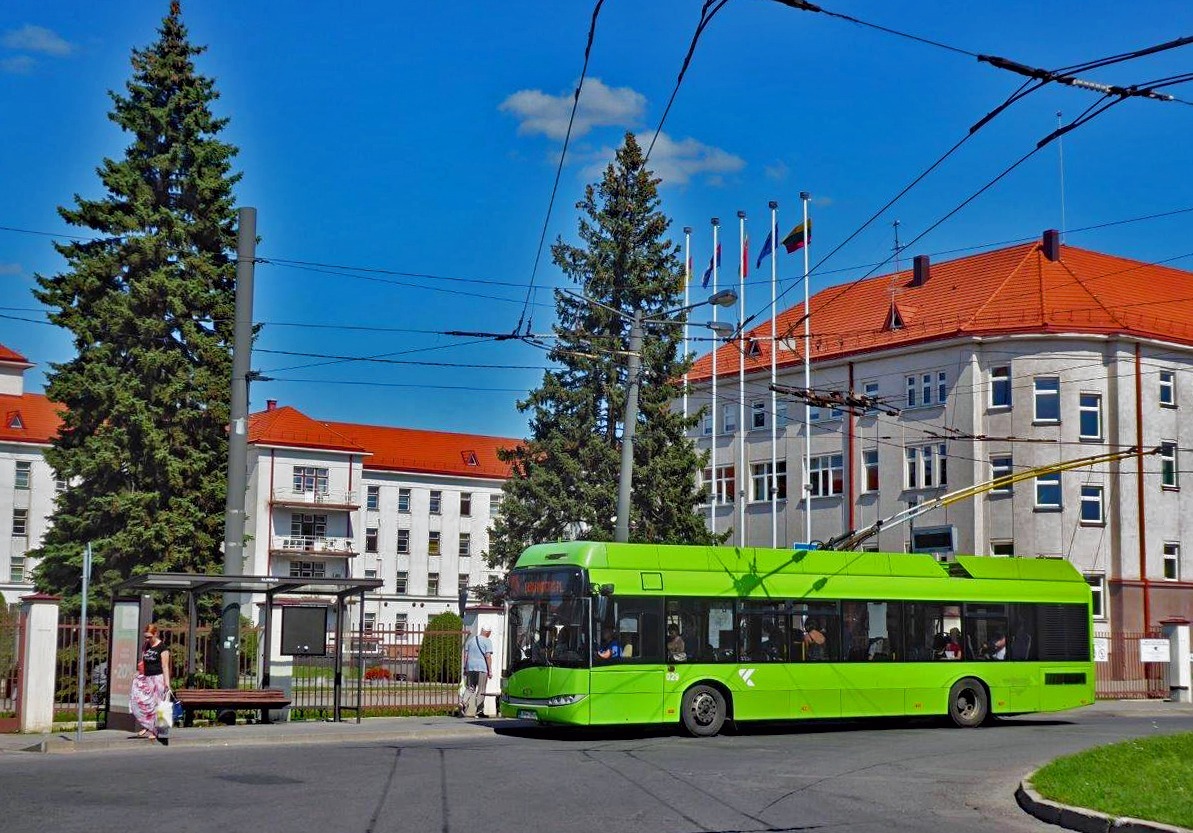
689, 239, 1193, 381
248, 406, 368, 454
0, 343, 31, 366
0, 392, 62, 445
322, 420, 516, 479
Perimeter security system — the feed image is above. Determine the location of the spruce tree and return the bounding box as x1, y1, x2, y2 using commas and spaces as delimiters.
31, 3, 240, 619
488, 133, 716, 569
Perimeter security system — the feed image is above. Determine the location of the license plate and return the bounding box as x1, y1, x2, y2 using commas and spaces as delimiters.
517, 709, 538, 721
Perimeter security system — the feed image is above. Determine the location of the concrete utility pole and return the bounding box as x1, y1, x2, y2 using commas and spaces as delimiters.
614, 309, 645, 544
219, 207, 256, 689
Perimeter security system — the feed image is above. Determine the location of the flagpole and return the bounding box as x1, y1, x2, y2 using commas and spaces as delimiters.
710, 217, 720, 538
682, 225, 692, 422
736, 210, 747, 547
801, 191, 812, 547
768, 200, 778, 549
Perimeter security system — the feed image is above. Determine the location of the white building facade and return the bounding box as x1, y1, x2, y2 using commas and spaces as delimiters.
687, 232, 1193, 633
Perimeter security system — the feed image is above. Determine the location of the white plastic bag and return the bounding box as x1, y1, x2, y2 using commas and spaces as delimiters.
155, 697, 174, 729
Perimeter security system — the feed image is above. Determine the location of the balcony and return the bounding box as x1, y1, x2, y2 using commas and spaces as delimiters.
270, 536, 356, 557
270, 488, 360, 511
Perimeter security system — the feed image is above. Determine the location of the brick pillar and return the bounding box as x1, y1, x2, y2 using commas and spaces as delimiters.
1161, 617, 1191, 704
19, 593, 60, 733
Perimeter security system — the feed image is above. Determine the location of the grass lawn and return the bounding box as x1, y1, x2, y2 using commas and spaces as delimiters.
1031, 732, 1193, 829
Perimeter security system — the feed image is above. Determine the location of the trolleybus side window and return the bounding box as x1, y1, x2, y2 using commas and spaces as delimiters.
738, 601, 788, 662
593, 596, 663, 664
964, 603, 1010, 660
1008, 604, 1038, 660
791, 602, 840, 662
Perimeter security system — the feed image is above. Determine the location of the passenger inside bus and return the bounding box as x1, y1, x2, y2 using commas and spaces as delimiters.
666, 624, 686, 661
802, 618, 827, 660
595, 627, 621, 660
941, 628, 963, 659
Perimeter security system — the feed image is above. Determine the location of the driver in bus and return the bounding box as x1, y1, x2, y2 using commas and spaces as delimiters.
595, 627, 621, 660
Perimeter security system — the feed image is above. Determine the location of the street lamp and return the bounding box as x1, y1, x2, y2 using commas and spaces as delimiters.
615, 289, 738, 543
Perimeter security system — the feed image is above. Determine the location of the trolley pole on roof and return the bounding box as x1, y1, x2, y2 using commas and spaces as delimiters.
219, 207, 256, 690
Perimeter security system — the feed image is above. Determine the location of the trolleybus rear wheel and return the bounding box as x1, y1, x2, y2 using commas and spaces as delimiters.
681, 684, 726, 737
948, 677, 988, 728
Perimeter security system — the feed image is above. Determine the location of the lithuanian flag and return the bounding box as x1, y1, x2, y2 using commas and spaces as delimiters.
782, 218, 812, 254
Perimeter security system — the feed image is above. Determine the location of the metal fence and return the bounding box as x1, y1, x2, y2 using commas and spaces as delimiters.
1094, 630, 1169, 699
289, 625, 464, 720
53, 619, 108, 717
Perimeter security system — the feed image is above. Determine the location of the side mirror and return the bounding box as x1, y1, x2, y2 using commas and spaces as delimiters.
599, 583, 615, 597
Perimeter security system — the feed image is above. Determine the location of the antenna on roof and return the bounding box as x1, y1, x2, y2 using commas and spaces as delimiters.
1057, 111, 1067, 243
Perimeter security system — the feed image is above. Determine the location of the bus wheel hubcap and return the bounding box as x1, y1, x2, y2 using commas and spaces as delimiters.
956, 691, 975, 718
692, 693, 717, 724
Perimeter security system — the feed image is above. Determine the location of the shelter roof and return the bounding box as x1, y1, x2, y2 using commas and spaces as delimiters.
117, 572, 383, 597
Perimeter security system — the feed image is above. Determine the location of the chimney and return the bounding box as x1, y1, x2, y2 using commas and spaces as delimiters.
1042, 229, 1061, 262
266, 399, 277, 411
910, 254, 930, 287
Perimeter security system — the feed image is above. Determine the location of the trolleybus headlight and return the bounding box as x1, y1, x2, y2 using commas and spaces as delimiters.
546, 694, 586, 707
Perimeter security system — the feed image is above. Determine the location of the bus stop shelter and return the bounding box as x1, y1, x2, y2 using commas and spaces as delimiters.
115, 573, 384, 722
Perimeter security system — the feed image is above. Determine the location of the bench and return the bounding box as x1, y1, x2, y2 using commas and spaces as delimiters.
173, 688, 291, 727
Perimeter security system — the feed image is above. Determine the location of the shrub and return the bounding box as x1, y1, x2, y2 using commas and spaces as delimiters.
364, 665, 391, 681
418, 612, 463, 684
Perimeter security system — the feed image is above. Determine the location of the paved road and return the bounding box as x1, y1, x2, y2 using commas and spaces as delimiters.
2, 712, 1190, 833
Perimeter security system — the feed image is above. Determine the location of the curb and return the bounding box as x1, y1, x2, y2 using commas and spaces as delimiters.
1016, 775, 1192, 833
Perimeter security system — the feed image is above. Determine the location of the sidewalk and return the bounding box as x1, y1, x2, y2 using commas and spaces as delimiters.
0, 714, 520, 755
2, 698, 1189, 755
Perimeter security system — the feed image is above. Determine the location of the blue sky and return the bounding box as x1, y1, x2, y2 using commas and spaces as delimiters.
2, 1, 1191, 439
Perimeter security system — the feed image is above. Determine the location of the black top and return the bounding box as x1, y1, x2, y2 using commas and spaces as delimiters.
142, 641, 168, 677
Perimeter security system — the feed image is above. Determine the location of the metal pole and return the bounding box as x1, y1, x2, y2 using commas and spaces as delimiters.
710, 218, 720, 536
75, 542, 91, 743
615, 309, 644, 543
356, 590, 365, 724
682, 226, 691, 422
220, 206, 256, 689
769, 201, 778, 548
333, 595, 345, 721
801, 192, 812, 546
737, 211, 747, 546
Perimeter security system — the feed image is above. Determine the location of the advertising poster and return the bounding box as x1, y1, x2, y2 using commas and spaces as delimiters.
108, 601, 141, 715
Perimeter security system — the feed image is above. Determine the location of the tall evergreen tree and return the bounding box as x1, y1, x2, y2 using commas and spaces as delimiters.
488, 133, 717, 569
31, 4, 240, 618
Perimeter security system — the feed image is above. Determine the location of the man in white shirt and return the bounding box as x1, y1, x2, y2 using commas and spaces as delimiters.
460, 626, 494, 718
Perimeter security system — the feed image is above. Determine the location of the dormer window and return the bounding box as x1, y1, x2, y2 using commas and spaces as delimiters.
6, 411, 22, 430
461, 450, 479, 467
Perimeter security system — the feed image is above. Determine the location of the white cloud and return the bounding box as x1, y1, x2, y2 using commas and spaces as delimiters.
581, 132, 744, 188
3, 25, 74, 57
499, 78, 645, 140
765, 160, 790, 182
0, 55, 35, 74
0, 263, 21, 275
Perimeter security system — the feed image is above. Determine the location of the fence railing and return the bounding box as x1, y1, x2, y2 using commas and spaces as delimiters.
1, 613, 20, 730
1094, 630, 1169, 700
289, 625, 464, 719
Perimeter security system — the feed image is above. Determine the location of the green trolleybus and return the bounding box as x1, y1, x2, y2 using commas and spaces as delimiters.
498, 542, 1093, 736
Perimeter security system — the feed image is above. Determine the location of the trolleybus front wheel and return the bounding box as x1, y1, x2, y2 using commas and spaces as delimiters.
681, 684, 727, 737
948, 677, 988, 728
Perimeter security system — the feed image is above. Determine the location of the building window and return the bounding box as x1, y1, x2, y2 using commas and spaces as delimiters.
458, 574, 470, 594
362, 612, 376, 633
775, 400, 788, 429
10, 555, 24, 583
701, 410, 713, 436
54, 471, 67, 492
862, 449, 879, 492
990, 366, 1011, 408
905, 445, 946, 489
809, 454, 844, 497
722, 403, 737, 433
396, 529, 410, 554
397, 488, 411, 513
289, 560, 326, 579
922, 373, 933, 406
1085, 574, 1105, 619
863, 381, 880, 414
489, 494, 503, 519
364, 568, 377, 579
366, 485, 379, 511
428, 530, 441, 556
1161, 441, 1179, 489
14, 460, 30, 490
429, 490, 442, 514
394, 613, 408, 635
460, 492, 472, 517
749, 461, 787, 502
751, 401, 767, 430
1078, 393, 1102, 440
365, 527, 379, 553
1079, 485, 1104, 525
459, 532, 471, 558
991, 455, 1013, 493
1163, 543, 1180, 581
702, 465, 736, 504
906, 375, 917, 408
427, 572, 440, 596
292, 466, 329, 494
1035, 473, 1061, 509
1033, 377, 1060, 422
990, 540, 1015, 556
395, 570, 409, 594
937, 371, 948, 404
1160, 370, 1176, 408
290, 513, 327, 541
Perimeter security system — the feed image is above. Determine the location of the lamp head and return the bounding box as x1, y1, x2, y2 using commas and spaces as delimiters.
707, 289, 738, 308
